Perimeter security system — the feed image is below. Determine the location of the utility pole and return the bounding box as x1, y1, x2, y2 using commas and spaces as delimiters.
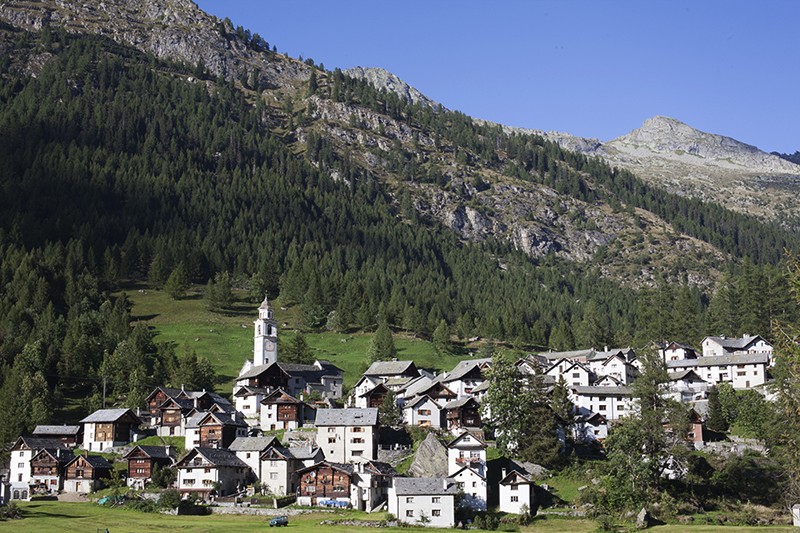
102, 375, 107, 408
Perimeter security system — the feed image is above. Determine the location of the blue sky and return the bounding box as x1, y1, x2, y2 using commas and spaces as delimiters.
195, 1, 798, 153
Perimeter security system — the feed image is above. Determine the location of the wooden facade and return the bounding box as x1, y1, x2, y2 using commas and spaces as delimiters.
297, 462, 353, 505
30, 448, 72, 493
63, 454, 112, 492
242, 363, 291, 390
124, 446, 174, 485
446, 398, 482, 430
197, 413, 242, 449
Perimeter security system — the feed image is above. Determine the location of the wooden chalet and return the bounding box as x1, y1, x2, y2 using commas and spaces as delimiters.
175, 447, 249, 499
236, 362, 291, 390
296, 461, 354, 507
146, 387, 184, 417
63, 454, 113, 493
260, 388, 315, 430
196, 411, 247, 449
123, 445, 175, 489
444, 397, 482, 431
358, 382, 390, 409
30, 448, 73, 495
80, 408, 142, 452
157, 397, 195, 436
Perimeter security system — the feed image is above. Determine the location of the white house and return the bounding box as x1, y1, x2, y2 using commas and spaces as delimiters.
498, 468, 536, 515
574, 412, 608, 444
388, 477, 458, 528
259, 444, 322, 496
175, 448, 250, 499
701, 335, 773, 362
403, 395, 445, 429
451, 465, 487, 510
228, 436, 281, 481
440, 358, 491, 399
259, 389, 315, 431
660, 341, 699, 361
351, 361, 421, 407
315, 408, 378, 463
8, 437, 69, 500
80, 408, 141, 452
571, 386, 634, 420
353, 460, 397, 512
666, 353, 768, 389
547, 360, 592, 387
592, 353, 637, 385
666, 369, 708, 402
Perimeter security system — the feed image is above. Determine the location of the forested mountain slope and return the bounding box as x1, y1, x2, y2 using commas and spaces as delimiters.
0, 1, 798, 443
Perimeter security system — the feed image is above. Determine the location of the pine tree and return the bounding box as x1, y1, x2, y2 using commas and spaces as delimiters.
432, 319, 452, 356
164, 262, 190, 300
705, 386, 728, 433
283, 333, 314, 364
550, 375, 575, 442
378, 389, 402, 426
367, 319, 397, 363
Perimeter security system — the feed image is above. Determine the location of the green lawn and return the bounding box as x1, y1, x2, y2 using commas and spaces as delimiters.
123, 285, 470, 393
5, 501, 793, 533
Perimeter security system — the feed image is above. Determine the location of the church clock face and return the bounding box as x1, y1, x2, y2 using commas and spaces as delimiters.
265, 341, 275, 351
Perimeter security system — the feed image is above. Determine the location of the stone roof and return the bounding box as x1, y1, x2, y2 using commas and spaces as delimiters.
442, 358, 491, 382
703, 335, 768, 350
363, 460, 396, 476
364, 360, 418, 377
471, 381, 490, 393
68, 454, 113, 469
572, 386, 633, 396
297, 461, 355, 476
284, 445, 321, 460
260, 389, 303, 404
668, 369, 703, 381
123, 445, 174, 460
315, 408, 378, 427
228, 436, 280, 452
180, 447, 249, 468
33, 425, 81, 436
393, 477, 458, 496
12, 436, 70, 451
443, 397, 477, 410
278, 361, 343, 385
666, 353, 769, 369
79, 408, 139, 424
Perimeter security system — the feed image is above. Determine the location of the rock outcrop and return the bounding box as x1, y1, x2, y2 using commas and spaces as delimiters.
407, 433, 448, 478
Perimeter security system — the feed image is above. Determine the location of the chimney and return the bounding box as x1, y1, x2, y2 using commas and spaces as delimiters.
501, 468, 506, 479
443, 479, 448, 490
166, 445, 175, 458
604, 346, 608, 352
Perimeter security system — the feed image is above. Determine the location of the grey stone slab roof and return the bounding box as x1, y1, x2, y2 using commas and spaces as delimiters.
194, 447, 249, 468
704, 335, 766, 350
297, 461, 355, 476
444, 397, 477, 410
234, 386, 273, 397
364, 360, 418, 377
471, 381, 490, 393
572, 386, 633, 396
123, 445, 174, 460
79, 408, 139, 424
384, 376, 414, 387
238, 363, 285, 380
400, 376, 434, 398
228, 436, 280, 452
67, 454, 112, 469
13, 436, 71, 451
393, 477, 458, 495
284, 445, 321, 460
666, 353, 769, 369
364, 460, 396, 476
33, 425, 81, 436
315, 408, 378, 427
668, 369, 703, 381
442, 358, 491, 382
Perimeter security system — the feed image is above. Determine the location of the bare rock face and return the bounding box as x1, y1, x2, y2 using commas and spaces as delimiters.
344, 67, 438, 108
0, 0, 309, 87
407, 433, 448, 478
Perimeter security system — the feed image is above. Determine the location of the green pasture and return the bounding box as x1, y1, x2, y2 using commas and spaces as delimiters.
123, 285, 471, 393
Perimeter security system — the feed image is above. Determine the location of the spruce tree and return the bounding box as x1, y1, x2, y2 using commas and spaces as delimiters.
164, 262, 190, 300
705, 386, 728, 433
367, 319, 397, 363
432, 319, 452, 356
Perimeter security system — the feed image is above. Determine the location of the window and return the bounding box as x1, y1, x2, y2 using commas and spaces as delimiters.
136, 468, 145, 474
432, 497, 441, 503
305, 486, 316, 493
598, 405, 606, 411
432, 509, 441, 516
406, 510, 414, 517
203, 479, 213, 486
472, 481, 477, 488
184, 479, 195, 486
510, 484, 518, 491
572, 372, 580, 378
328, 427, 336, 433
352, 438, 364, 444
511, 496, 519, 502
352, 450, 363, 457
406, 497, 414, 503
17, 463, 24, 468
328, 437, 336, 443
205, 468, 211, 474
352, 427, 364, 432
457, 482, 464, 489
270, 472, 279, 480
417, 409, 431, 416
246, 453, 251, 459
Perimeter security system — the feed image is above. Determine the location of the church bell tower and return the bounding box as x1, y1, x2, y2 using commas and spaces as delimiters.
254, 295, 278, 366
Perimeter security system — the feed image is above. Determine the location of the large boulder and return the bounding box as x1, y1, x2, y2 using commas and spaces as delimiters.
407, 433, 448, 478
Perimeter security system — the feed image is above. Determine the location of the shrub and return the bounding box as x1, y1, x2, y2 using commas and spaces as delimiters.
158, 488, 181, 509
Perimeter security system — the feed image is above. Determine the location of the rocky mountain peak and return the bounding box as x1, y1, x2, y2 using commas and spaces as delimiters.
344, 66, 438, 108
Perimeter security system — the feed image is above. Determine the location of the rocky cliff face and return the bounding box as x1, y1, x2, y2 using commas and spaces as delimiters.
344, 67, 438, 108
0, 0, 309, 88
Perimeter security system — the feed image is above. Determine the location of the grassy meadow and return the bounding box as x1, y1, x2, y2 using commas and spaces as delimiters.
122, 284, 470, 392
5, 500, 796, 533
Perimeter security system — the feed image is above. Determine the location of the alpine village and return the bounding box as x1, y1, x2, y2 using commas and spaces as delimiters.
2, 1, 800, 532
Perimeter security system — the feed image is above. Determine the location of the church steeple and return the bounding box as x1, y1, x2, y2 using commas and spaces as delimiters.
254, 295, 278, 366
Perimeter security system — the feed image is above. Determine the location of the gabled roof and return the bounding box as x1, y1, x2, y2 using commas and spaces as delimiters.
663, 341, 698, 352
471, 381, 491, 393
11, 436, 70, 451
66, 454, 113, 470
359, 383, 390, 398
364, 360, 419, 377
668, 369, 705, 382
403, 394, 442, 409
237, 362, 290, 381
392, 477, 458, 495
145, 386, 184, 403
363, 460, 396, 476
451, 464, 486, 480
315, 408, 378, 427
123, 445, 174, 461
234, 386, 273, 398
159, 397, 195, 411
447, 430, 487, 449
261, 444, 321, 461
260, 388, 303, 404
278, 361, 344, 385
176, 447, 249, 468
443, 397, 479, 410
594, 375, 623, 387
196, 411, 246, 427
80, 408, 141, 424
296, 461, 355, 476
227, 436, 280, 452
441, 358, 491, 383
702, 335, 770, 350
666, 353, 769, 369
32, 425, 81, 436
31, 447, 73, 463
499, 469, 534, 485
